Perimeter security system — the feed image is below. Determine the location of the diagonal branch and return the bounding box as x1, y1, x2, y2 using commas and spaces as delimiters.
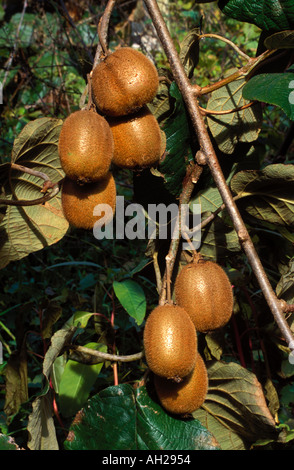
143, 0, 294, 352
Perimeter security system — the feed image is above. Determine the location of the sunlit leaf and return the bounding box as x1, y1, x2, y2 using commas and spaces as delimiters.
58, 343, 107, 418
207, 71, 262, 154
242, 68, 294, 120
230, 163, 294, 227
194, 361, 278, 450
0, 118, 68, 269
113, 279, 146, 325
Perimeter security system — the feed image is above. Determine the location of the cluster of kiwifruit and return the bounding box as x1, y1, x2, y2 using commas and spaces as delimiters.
143, 254, 234, 416
58, 47, 164, 229
91, 47, 165, 170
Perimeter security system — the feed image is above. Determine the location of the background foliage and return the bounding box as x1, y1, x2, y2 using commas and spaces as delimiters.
0, 0, 294, 450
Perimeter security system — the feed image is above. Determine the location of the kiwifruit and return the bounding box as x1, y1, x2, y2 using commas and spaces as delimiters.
108, 107, 165, 169
154, 353, 208, 415
58, 109, 113, 184
91, 47, 159, 117
61, 173, 116, 230
143, 304, 197, 381
174, 256, 233, 332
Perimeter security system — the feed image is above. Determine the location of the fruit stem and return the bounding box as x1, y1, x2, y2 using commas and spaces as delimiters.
159, 162, 203, 305
93, 0, 117, 67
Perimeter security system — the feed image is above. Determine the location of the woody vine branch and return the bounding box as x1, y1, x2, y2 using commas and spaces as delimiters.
143, 0, 294, 352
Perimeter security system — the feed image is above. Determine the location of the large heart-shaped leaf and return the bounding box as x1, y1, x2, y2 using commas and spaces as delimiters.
64, 384, 219, 450
179, 28, 200, 79
0, 117, 68, 269
194, 361, 278, 450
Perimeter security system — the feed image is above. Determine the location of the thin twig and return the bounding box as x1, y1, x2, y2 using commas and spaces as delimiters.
69, 344, 144, 364
199, 101, 256, 116
159, 163, 203, 305
152, 250, 162, 293
197, 49, 277, 97
144, 0, 294, 352
199, 33, 251, 61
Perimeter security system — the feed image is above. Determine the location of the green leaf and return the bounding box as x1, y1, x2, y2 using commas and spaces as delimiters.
219, 0, 294, 32
135, 386, 218, 450
264, 30, 294, 49
0, 13, 35, 50
27, 326, 77, 450
147, 80, 172, 123
113, 279, 146, 325
64, 384, 219, 450
179, 28, 200, 78
0, 434, 20, 450
199, 214, 241, 259
275, 257, 294, 304
207, 71, 262, 154
230, 163, 294, 227
159, 82, 195, 196
58, 343, 107, 418
72, 311, 96, 328
242, 70, 294, 120
191, 185, 224, 214
0, 118, 68, 270
194, 361, 278, 450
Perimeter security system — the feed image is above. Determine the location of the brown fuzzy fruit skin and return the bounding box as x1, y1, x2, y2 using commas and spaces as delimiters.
58, 110, 113, 184
174, 259, 233, 332
143, 304, 197, 381
154, 353, 208, 415
91, 47, 159, 117
108, 107, 165, 169
61, 173, 116, 230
